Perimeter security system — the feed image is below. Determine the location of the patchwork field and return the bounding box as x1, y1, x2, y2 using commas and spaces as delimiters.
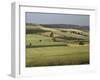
26, 24, 89, 67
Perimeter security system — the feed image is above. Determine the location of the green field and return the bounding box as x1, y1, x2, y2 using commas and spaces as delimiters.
26, 24, 89, 67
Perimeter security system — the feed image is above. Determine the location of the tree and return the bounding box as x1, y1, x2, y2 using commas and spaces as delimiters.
52, 37, 56, 41
79, 41, 84, 45
50, 32, 57, 41
50, 32, 54, 37
39, 40, 42, 42
29, 43, 32, 47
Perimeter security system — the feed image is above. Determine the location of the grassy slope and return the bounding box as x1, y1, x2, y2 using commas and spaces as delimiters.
26, 45, 89, 67
26, 25, 89, 40
26, 34, 67, 47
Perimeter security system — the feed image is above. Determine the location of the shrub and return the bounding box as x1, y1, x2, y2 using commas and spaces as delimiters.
50, 32, 54, 37
79, 41, 84, 45
29, 43, 32, 47
52, 37, 56, 42
39, 40, 42, 42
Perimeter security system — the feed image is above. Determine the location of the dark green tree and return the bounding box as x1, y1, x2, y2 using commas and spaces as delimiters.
50, 32, 57, 41
52, 37, 56, 41
79, 41, 84, 45
50, 32, 54, 37
29, 43, 32, 47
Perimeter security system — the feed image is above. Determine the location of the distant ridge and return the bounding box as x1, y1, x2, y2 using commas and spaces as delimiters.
26, 23, 89, 31
41, 24, 89, 31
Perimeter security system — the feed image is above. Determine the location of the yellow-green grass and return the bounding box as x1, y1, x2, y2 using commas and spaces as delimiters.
26, 34, 88, 48
26, 25, 89, 40
26, 34, 68, 47
26, 45, 89, 67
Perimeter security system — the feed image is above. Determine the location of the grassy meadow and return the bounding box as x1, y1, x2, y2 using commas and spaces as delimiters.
26, 23, 89, 67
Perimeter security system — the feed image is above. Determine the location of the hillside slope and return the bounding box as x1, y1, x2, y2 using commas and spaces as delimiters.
26, 24, 89, 41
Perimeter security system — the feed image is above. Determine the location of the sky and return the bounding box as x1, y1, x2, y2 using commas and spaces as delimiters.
26, 12, 89, 26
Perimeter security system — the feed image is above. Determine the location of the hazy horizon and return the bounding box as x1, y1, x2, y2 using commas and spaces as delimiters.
26, 12, 89, 26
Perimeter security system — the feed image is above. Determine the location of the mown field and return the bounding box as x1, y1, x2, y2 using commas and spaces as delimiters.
26, 24, 89, 67
26, 45, 89, 67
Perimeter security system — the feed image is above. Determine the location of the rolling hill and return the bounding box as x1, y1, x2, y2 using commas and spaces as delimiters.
26, 23, 89, 67
26, 23, 89, 41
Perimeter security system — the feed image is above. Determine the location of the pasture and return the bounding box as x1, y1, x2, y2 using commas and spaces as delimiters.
26, 45, 89, 67
25, 24, 89, 67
